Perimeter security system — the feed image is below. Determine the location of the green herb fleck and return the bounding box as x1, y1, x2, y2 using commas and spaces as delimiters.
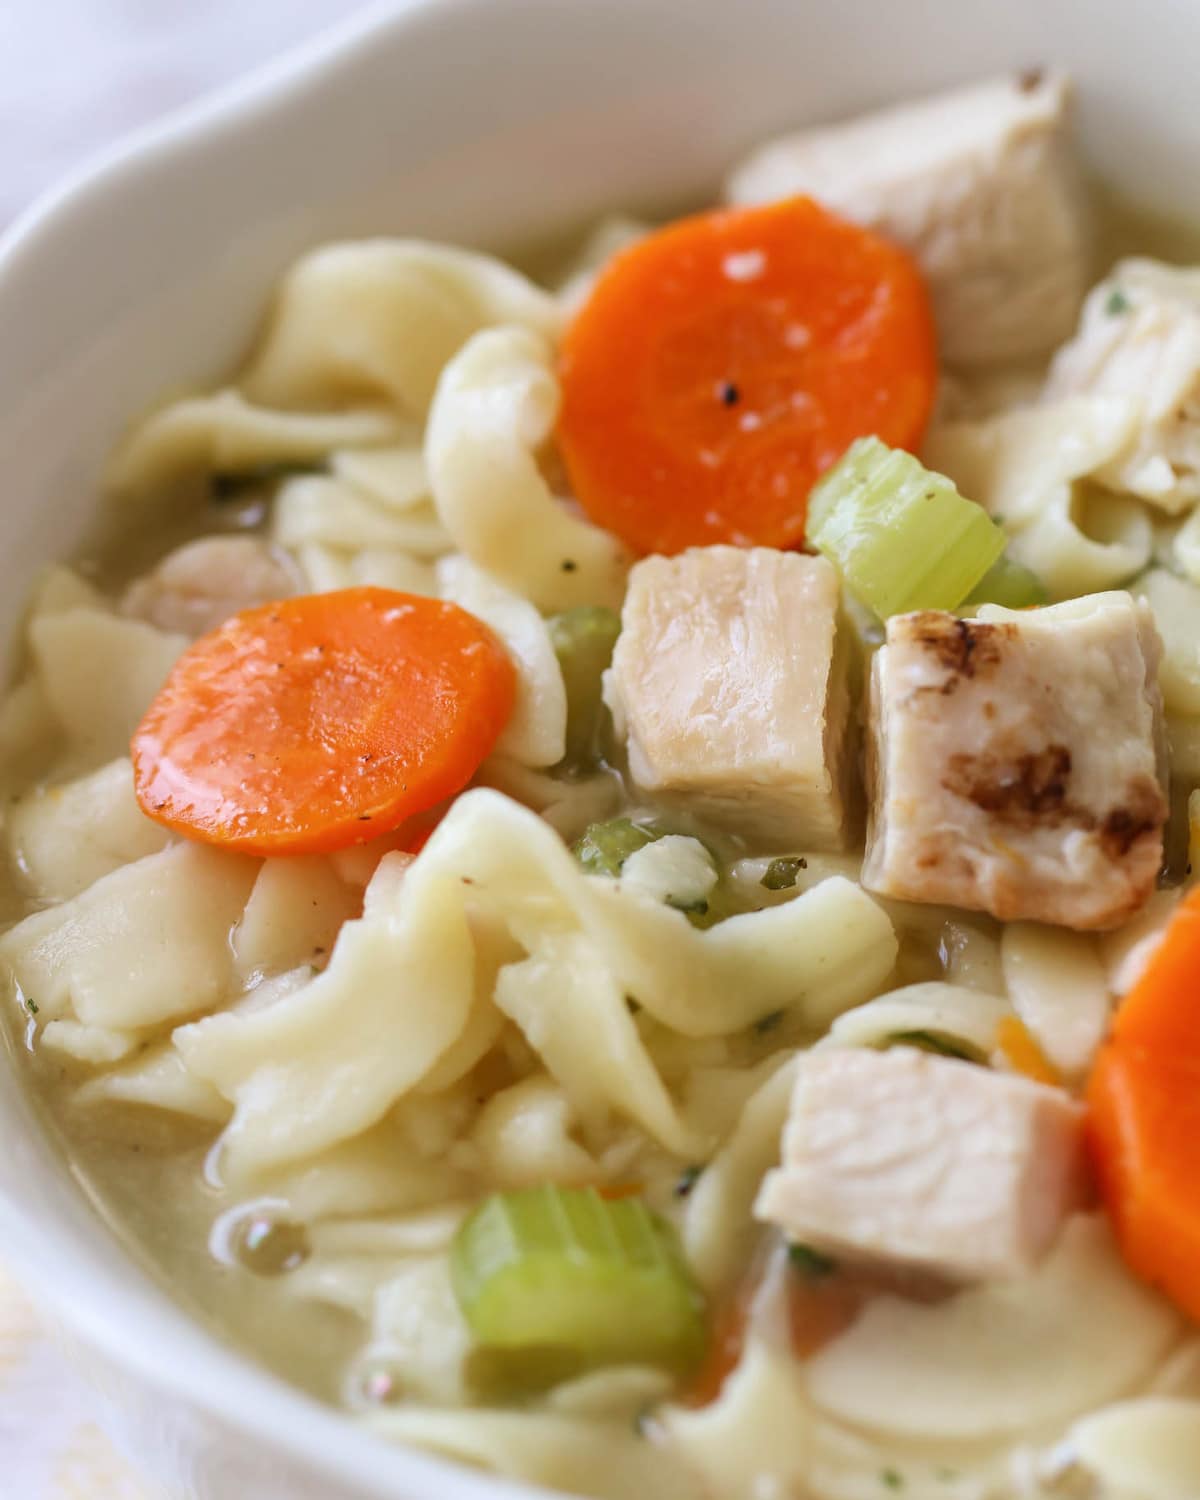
675, 1165, 704, 1199
754, 1009, 785, 1036
761, 856, 808, 891
549, 605, 622, 771
573, 817, 660, 877
1105, 287, 1131, 316
789, 1242, 837, 1279
881, 1469, 904, 1491
887, 1030, 981, 1062
24, 997, 38, 1016
210, 459, 323, 500
667, 894, 709, 916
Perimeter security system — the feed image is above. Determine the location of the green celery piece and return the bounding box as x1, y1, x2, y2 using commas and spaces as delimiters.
963, 554, 1048, 610
548, 606, 622, 769
573, 816, 661, 876
574, 818, 733, 928
806, 436, 1005, 620
450, 1186, 707, 1383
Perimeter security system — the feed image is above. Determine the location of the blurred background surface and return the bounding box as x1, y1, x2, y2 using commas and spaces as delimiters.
0, 0, 366, 225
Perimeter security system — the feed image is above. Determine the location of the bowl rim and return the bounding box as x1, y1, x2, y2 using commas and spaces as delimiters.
0, 4, 577, 1495
0, 0, 397, 272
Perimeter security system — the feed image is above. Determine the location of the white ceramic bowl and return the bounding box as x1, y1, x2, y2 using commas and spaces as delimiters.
3, 2, 1200, 1495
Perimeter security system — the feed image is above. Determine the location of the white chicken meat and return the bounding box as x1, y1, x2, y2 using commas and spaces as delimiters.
725, 70, 1090, 367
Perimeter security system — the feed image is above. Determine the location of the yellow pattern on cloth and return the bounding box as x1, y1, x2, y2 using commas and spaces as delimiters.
0, 1259, 154, 1498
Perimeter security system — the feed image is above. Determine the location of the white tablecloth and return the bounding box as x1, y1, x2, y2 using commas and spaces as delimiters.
1, 6, 371, 1490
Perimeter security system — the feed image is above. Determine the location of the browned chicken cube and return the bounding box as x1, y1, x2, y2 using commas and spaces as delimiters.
862, 593, 1167, 930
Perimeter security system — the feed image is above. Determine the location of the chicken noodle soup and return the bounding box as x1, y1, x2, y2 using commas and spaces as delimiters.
5, 67, 1200, 1500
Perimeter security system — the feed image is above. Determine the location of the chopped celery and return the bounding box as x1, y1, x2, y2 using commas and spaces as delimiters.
963, 554, 1048, 610
450, 1186, 706, 1382
806, 436, 1005, 620
573, 816, 662, 876
575, 819, 736, 927
549, 606, 622, 768
575, 820, 733, 927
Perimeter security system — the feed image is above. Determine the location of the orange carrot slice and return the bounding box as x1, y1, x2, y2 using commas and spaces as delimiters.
557, 197, 937, 556
132, 587, 515, 856
1087, 887, 1200, 1321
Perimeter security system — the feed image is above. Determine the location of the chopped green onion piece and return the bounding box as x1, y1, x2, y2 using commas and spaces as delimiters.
1105, 287, 1131, 317
806, 436, 1005, 620
886, 1030, 985, 1063
685, 894, 732, 930
548, 606, 622, 769
450, 1186, 706, 1382
576, 820, 732, 928
210, 460, 324, 500
674, 1165, 705, 1198
788, 1242, 837, 1279
963, 555, 1047, 610
573, 817, 662, 876
761, 856, 808, 891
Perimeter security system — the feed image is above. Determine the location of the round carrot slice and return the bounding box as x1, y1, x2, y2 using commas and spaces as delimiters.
132, 587, 516, 856
1085, 886, 1200, 1322
557, 197, 937, 555
1088, 1044, 1200, 1322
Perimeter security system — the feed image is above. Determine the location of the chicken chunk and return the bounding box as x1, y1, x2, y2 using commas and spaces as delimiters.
755, 1047, 1087, 1281
725, 70, 1089, 367
122, 536, 299, 637
606, 547, 855, 850
1045, 259, 1200, 512
862, 594, 1167, 930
